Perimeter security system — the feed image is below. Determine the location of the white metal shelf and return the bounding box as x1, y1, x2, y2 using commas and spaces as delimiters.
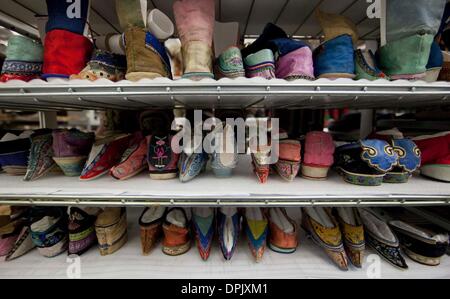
0, 209, 448, 279
0, 78, 449, 110
0, 155, 449, 207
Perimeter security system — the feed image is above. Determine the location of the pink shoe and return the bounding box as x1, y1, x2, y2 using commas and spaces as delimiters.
301, 131, 335, 180
110, 132, 147, 180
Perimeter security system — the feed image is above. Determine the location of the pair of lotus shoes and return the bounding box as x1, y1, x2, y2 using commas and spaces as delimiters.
139, 206, 166, 255
335, 139, 398, 186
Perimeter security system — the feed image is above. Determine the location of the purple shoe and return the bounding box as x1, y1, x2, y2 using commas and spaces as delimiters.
52, 129, 95, 177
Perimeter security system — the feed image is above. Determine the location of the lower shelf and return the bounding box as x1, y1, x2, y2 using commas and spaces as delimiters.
0, 209, 448, 279
0, 155, 449, 207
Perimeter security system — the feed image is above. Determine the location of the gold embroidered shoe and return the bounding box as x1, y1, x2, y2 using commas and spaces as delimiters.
302, 207, 349, 271
335, 208, 365, 268
244, 208, 269, 263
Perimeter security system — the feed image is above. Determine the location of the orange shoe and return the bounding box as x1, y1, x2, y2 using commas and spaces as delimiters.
162, 208, 191, 256
268, 208, 298, 254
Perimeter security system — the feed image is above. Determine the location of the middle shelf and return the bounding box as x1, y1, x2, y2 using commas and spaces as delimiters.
1, 155, 449, 207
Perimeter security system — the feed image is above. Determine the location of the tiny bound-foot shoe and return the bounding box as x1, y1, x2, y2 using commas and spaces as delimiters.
110, 132, 148, 180
162, 208, 191, 256
24, 130, 58, 181
192, 208, 215, 261
301, 131, 335, 180
268, 208, 298, 254
245, 208, 268, 263
335, 208, 365, 268
217, 207, 241, 261
68, 207, 100, 256
302, 207, 349, 271
139, 206, 166, 255
95, 208, 128, 256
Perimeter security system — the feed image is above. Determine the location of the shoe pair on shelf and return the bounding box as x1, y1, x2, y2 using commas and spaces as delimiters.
302, 207, 365, 271
335, 138, 421, 186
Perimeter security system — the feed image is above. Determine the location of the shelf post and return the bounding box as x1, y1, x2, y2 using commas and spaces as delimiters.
38, 111, 57, 129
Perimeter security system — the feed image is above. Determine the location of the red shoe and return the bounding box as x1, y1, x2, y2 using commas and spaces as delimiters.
80, 134, 131, 181
413, 132, 450, 182
110, 132, 147, 180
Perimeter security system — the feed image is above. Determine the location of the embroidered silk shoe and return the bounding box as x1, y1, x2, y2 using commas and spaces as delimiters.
0, 131, 32, 176
245, 208, 269, 263
68, 207, 100, 256
24, 130, 58, 182
302, 207, 349, 271
70, 49, 127, 82
80, 134, 132, 181
147, 135, 180, 180
335, 208, 365, 268
162, 208, 191, 256
355, 49, 388, 81
95, 208, 128, 256
358, 208, 408, 269
179, 148, 209, 183
217, 207, 241, 260
274, 139, 301, 182
192, 208, 215, 261
268, 208, 298, 254
215, 47, 245, 79
334, 139, 398, 186
139, 206, 166, 255
389, 219, 449, 266
52, 129, 95, 177
302, 132, 335, 180
383, 139, 421, 183
244, 49, 276, 79
110, 132, 148, 180
30, 207, 68, 258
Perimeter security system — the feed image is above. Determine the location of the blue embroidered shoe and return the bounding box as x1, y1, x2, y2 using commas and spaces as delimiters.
245, 208, 268, 263
217, 207, 241, 261
210, 124, 238, 178
24, 130, 58, 182
30, 207, 68, 258
0, 131, 32, 176
179, 148, 209, 183
425, 41, 444, 82
313, 34, 355, 79
384, 139, 421, 183
335, 139, 398, 186
192, 208, 215, 261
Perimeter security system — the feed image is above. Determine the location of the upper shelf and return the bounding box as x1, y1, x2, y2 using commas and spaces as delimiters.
0, 78, 449, 111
